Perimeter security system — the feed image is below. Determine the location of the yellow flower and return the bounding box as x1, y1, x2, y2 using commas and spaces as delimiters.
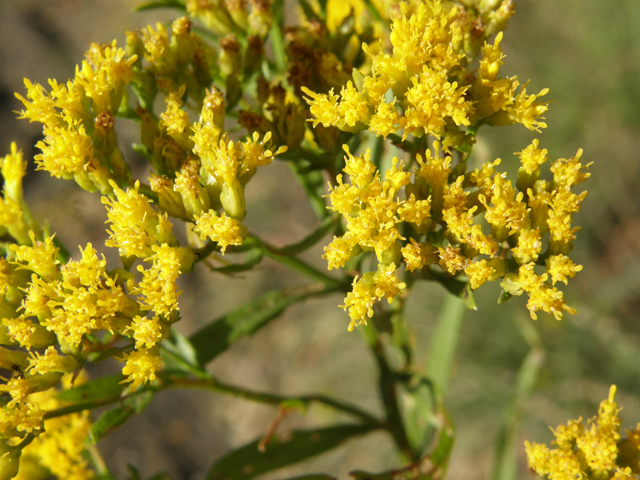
324, 235, 358, 270
193, 210, 247, 253
465, 259, 496, 289
102, 181, 176, 258
550, 148, 591, 191
18, 380, 94, 479
301, 82, 371, 133
1, 142, 27, 203
119, 348, 164, 392
546, 255, 583, 285
133, 244, 182, 318
517, 139, 548, 175
10, 232, 60, 281
401, 239, 437, 272
127, 315, 164, 349
160, 85, 191, 137
75, 40, 137, 114
27, 347, 78, 375
512, 228, 542, 264
370, 101, 401, 138
438, 245, 467, 274
402, 67, 473, 139
0, 401, 43, 438
14, 78, 60, 126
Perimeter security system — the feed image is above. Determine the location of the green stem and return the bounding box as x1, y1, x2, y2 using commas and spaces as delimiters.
44, 394, 122, 420
43, 370, 382, 429
361, 323, 416, 462
247, 235, 347, 289
163, 376, 384, 428
267, 215, 338, 256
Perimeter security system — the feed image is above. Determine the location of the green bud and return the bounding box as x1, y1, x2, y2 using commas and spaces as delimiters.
517, 167, 540, 194
220, 34, 242, 76
174, 161, 211, 218
149, 174, 187, 219
244, 35, 264, 77
220, 179, 246, 220
500, 272, 523, 296
170, 17, 196, 69
226, 0, 249, 32
225, 73, 242, 110
380, 242, 402, 266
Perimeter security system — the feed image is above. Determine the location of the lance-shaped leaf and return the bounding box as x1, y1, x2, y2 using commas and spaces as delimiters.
207, 424, 375, 480
190, 284, 338, 366
56, 373, 125, 403
89, 390, 154, 444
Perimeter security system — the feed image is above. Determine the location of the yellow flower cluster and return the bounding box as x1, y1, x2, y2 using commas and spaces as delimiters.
323, 136, 588, 328
525, 386, 640, 480
15, 42, 136, 194
305, 0, 588, 328
14, 373, 94, 480
302, 1, 546, 148
5, 10, 288, 414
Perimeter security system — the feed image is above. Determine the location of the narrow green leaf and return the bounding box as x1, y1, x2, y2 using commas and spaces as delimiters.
88, 346, 130, 364
398, 375, 438, 456
269, 215, 337, 256
210, 249, 263, 274
89, 391, 154, 444
426, 294, 467, 394
498, 290, 513, 304
207, 425, 375, 480
90, 407, 132, 444
269, 0, 287, 73
160, 328, 208, 378
57, 374, 125, 403
190, 285, 337, 365
490, 319, 544, 480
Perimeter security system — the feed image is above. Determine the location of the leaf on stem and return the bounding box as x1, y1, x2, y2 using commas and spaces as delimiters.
89, 390, 154, 444
57, 373, 125, 403
426, 294, 467, 395
206, 424, 375, 480
190, 284, 336, 366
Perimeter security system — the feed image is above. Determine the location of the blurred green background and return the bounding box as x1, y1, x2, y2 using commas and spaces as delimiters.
1, 0, 640, 478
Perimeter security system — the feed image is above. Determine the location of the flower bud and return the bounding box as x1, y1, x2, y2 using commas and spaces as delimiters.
171, 17, 196, 69
244, 35, 264, 77
248, 0, 273, 37
1, 144, 26, 204
220, 34, 242, 76
125, 30, 145, 69
149, 174, 187, 219
226, 0, 249, 31
220, 179, 246, 220
174, 161, 211, 218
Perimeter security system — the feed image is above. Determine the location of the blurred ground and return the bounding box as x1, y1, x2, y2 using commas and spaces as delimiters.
1, 1, 640, 479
